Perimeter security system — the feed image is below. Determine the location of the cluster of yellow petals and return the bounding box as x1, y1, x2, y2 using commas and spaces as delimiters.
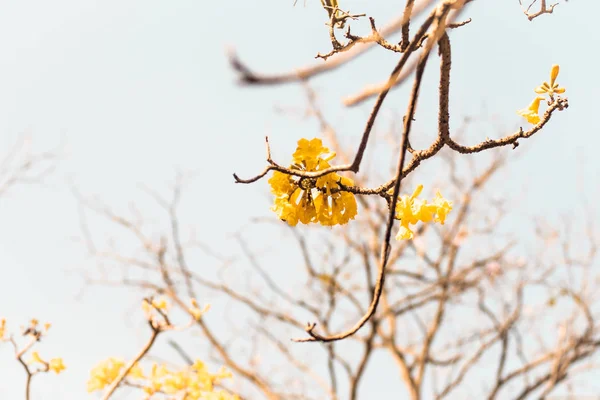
0, 318, 5, 339
517, 64, 566, 125
269, 138, 357, 227
87, 357, 134, 392
88, 357, 238, 399
393, 185, 453, 240
29, 351, 66, 374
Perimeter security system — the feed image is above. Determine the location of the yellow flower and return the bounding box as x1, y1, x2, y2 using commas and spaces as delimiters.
163, 370, 189, 394
0, 318, 6, 339
128, 363, 145, 379
49, 358, 66, 374
30, 351, 45, 365
292, 138, 335, 170
432, 192, 453, 224
269, 138, 357, 227
87, 357, 125, 392
151, 297, 169, 310
43, 323, 51, 332
393, 185, 453, 240
517, 96, 545, 125
535, 64, 566, 97
189, 299, 211, 321
30, 319, 38, 327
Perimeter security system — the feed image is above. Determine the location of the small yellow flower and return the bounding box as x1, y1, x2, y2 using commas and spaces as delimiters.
127, 363, 145, 379
432, 192, 453, 224
30, 319, 39, 328
517, 96, 545, 125
87, 357, 125, 392
49, 358, 66, 374
393, 185, 453, 240
189, 299, 211, 321
30, 351, 45, 365
535, 64, 566, 97
0, 318, 6, 339
151, 297, 169, 310
43, 323, 51, 332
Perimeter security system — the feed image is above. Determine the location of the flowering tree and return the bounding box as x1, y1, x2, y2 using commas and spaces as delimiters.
5, 1, 598, 399
231, 0, 568, 344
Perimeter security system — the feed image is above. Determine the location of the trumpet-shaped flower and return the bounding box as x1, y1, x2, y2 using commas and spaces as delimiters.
269, 138, 357, 227
535, 64, 566, 97
393, 185, 453, 240
517, 96, 545, 125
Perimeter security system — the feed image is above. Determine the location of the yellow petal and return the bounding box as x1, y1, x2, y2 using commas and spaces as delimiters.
549, 64, 559, 86
30, 351, 45, 365
410, 184, 424, 200
396, 225, 414, 241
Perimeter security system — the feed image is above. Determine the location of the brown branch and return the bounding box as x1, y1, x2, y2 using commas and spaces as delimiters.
228, 0, 436, 85
293, 28, 434, 343
343, 2, 472, 107
400, 0, 416, 51
520, 0, 559, 21
234, 11, 435, 184
9, 336, 38, 400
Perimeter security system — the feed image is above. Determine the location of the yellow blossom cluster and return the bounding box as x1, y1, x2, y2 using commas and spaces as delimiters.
269, 138, 357, 226
142, 297, 210, 323
87, 357, 239, 400
517, 64, 566, 124
29, 351, 66, 374
393, 185, 453, 240
87, 357, 145, 392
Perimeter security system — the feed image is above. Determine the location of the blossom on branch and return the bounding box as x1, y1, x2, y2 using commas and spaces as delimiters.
517, 96, 545, 125
518, 64, 566, 124
393, 185, 453, 240
269, 138, 357, 227
535, 64, 566, 98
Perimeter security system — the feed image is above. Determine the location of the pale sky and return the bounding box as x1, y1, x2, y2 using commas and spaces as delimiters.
0, 1, 599, 399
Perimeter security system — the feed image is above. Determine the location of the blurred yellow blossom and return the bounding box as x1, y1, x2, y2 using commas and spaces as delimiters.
87, 357, 126, 392
0, 318, 5, 339
128, 363, 145, 380
269, 138, 357, 227
137, 361, 238, 400
49, 358, 66, 374
189, 299, 211, 321
30, 351, 44, 365
151, 297, 169, 310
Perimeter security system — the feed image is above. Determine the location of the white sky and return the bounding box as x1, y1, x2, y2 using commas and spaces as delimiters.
1, 0, 599, 398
